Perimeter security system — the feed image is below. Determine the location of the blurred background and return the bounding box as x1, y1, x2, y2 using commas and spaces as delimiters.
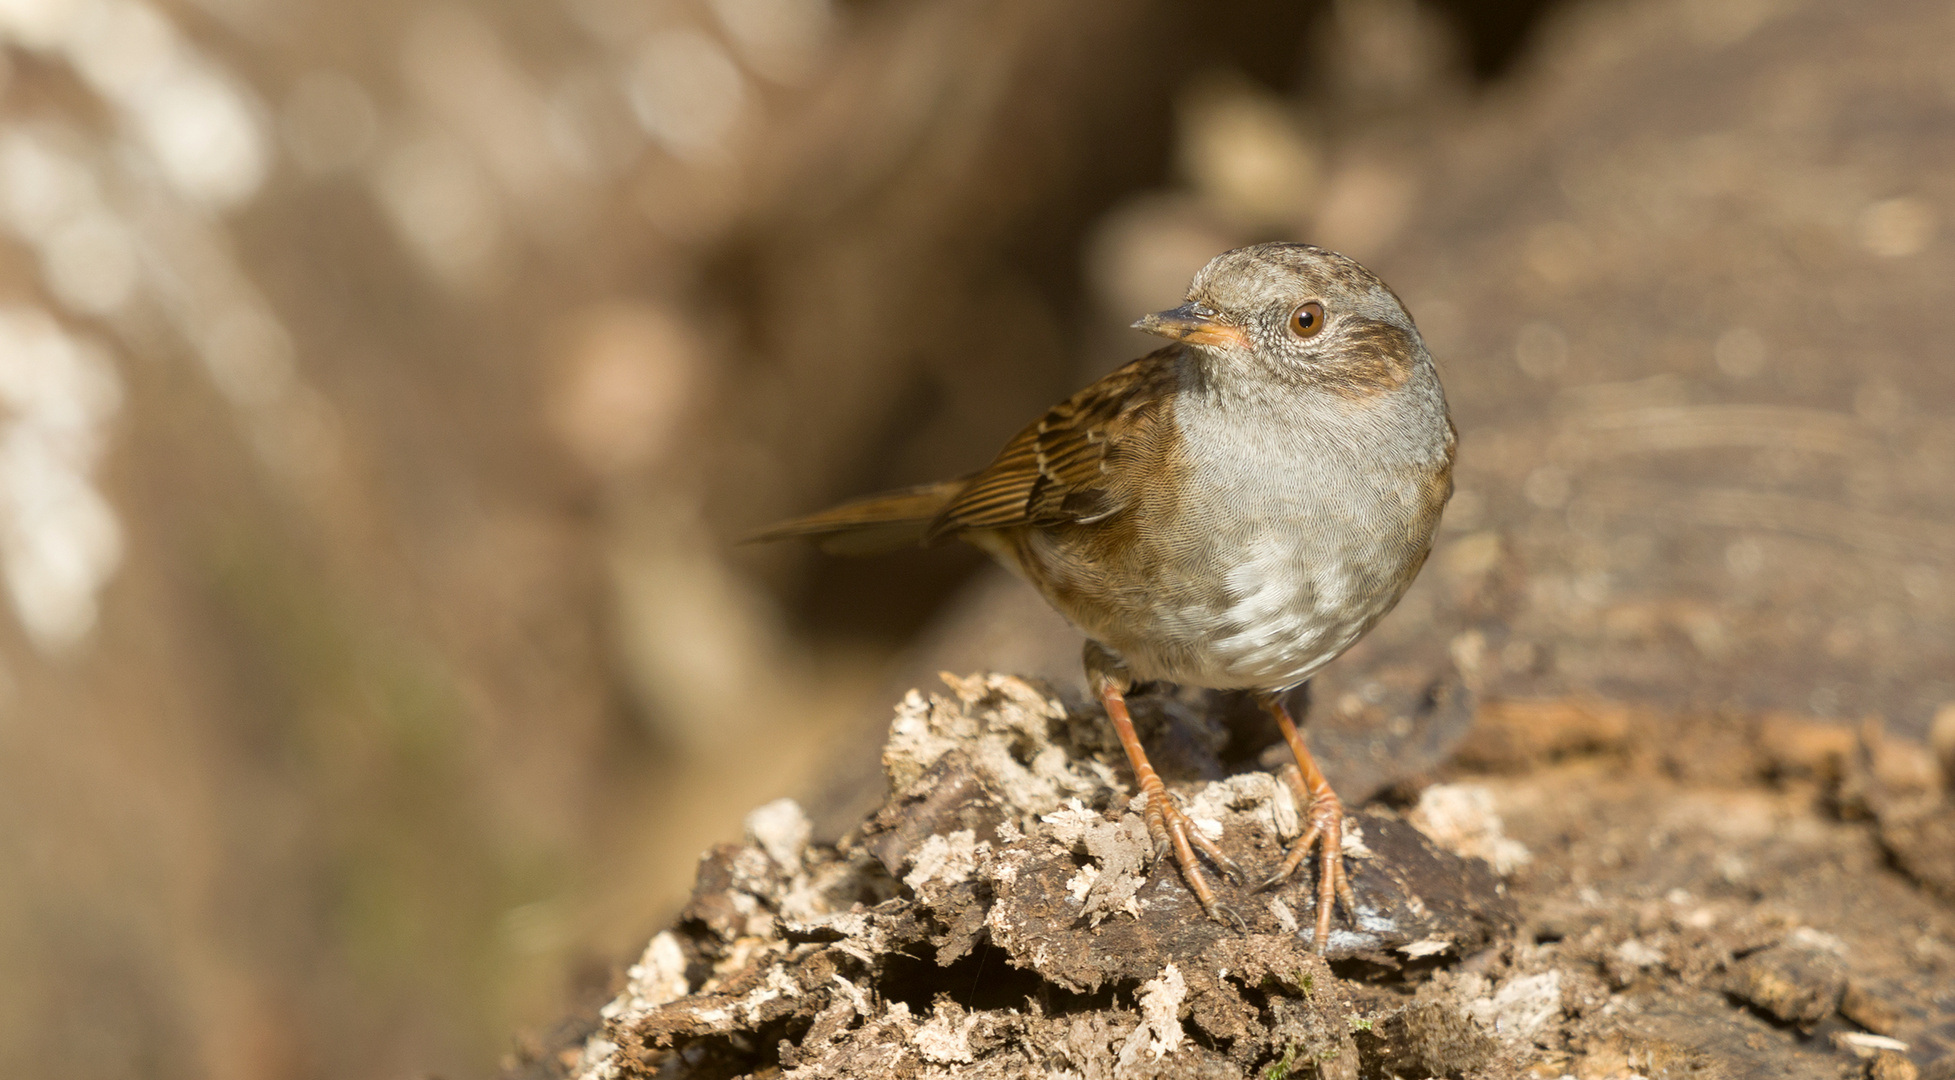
0, 0, 1949, 1076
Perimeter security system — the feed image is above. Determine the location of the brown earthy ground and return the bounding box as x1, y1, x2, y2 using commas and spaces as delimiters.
514, 673, 1955, 1079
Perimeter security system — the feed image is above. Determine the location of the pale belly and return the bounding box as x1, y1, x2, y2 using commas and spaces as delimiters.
1153, 536, 1407, 689
1012, 487, 1437, 692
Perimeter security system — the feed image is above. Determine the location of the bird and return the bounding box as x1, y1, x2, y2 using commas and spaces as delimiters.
753, 242, 1455, 952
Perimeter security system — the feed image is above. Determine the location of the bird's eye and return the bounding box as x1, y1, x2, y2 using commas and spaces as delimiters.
1289, 301, 1326, 339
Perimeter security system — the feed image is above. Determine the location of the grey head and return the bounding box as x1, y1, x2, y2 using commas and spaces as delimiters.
1132, 242, 1431, 399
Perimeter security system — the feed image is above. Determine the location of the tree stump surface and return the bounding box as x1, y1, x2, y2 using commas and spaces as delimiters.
514, 673, 1955, 1080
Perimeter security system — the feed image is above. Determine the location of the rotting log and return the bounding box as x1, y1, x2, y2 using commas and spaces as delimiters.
514, 673, 1955, 1079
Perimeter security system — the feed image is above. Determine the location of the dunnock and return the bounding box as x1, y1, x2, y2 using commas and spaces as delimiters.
756, 243, 1455, 952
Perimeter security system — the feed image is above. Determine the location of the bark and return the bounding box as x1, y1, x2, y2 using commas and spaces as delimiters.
516, 673, 1955, 1079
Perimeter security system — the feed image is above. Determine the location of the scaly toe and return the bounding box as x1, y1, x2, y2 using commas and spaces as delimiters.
1187, 826, 1244, 882
1142, 788, 1241, 925
1257, 824, 1323, 893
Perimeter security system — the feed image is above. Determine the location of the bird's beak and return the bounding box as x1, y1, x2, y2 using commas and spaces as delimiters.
1132, 303, 1249, 349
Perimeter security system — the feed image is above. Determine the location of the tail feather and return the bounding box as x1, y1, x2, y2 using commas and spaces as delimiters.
745, 479, 965, 555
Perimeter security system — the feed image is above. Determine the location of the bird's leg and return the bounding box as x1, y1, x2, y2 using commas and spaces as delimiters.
1258, 690, 1358, 955
1087, 653, 1240, 924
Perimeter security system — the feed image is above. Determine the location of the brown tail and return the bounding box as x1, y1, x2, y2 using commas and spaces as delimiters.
744, 479, 965, 555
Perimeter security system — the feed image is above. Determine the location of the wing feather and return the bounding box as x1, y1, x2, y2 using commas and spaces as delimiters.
927, 349, 1182, 540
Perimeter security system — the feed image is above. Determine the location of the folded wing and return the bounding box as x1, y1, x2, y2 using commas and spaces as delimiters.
750, 348, 1185, 553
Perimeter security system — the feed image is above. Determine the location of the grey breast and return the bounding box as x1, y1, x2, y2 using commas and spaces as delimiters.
1134, 382, 1444, 689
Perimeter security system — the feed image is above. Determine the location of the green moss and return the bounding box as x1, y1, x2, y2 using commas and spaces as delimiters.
1260, 969, 1317, 997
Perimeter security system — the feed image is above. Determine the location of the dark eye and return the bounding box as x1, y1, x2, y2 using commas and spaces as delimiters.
1289, 301, 1326, 338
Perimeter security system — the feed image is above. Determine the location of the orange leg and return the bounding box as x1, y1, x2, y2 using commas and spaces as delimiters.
1258, 692, 1358, 955
1098, 679, 1242, 923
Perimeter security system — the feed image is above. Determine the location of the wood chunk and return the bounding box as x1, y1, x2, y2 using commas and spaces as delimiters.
1756, 713, 1858, 783
1728, 941, 1847, 1026
1869, 1050, 1921, 1080
1360, 992, 1497, 1078
1589, 987, 1846, 1080
1843, 979, 1907, 1036
1877, 805, 1955, 902
1452, 697, 1637, 772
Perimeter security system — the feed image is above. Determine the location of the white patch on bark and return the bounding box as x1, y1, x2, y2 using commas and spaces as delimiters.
1116, 964, 1187, 1069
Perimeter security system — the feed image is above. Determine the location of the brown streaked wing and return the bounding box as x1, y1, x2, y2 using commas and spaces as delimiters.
927, 349, 1183, 540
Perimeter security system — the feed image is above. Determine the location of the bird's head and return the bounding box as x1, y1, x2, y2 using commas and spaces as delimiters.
1133, 242, 1429, 398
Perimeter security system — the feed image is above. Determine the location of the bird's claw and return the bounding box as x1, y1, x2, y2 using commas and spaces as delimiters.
1264, 764, 1358, 954
1139, 787, 1242, 923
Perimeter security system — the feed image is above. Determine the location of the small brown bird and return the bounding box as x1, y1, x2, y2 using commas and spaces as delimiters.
756, 243, 1455, 952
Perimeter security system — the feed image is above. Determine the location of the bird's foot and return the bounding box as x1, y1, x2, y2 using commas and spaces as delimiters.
1260, 764, 1359, 954
1139, 786, 1245, 928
